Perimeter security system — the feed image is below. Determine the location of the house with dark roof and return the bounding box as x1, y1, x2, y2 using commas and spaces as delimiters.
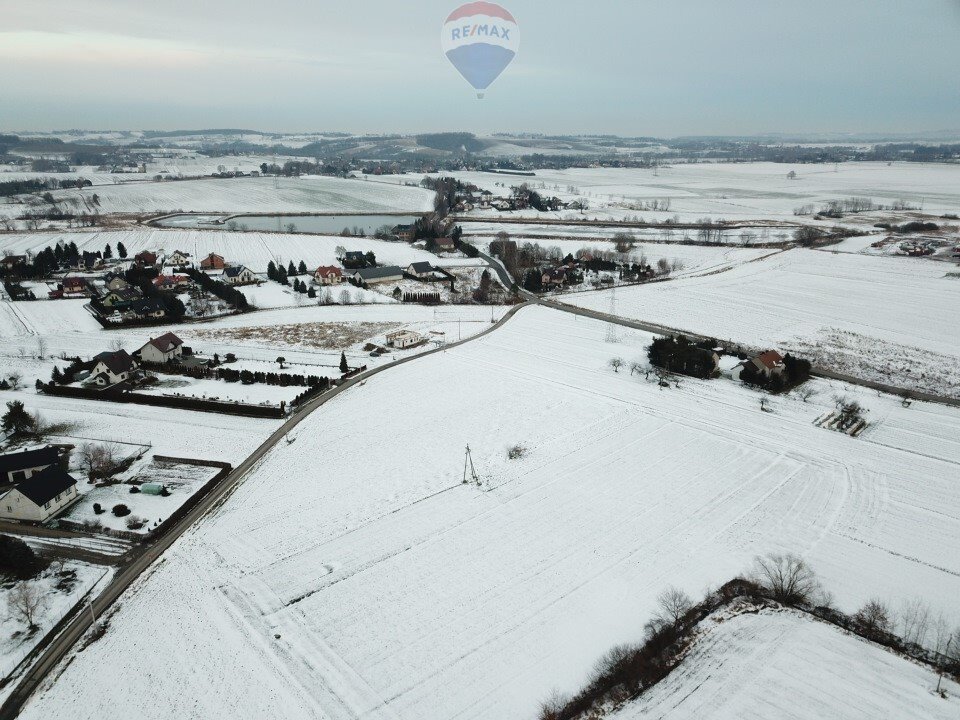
103, 272, 130, 292
0, 466, 79, 522
129, 297, 166, 320
152, 274, 190, 292
342, 251, 367, 269
137, 332, 184, 364
134, 251, 158, 267
1, 255, 27, 270
352, 266, 404, 287
433, 237, 455, 252
100, 286, 141, 308
222, 265, 257, 286
392, 224, 416, 241
406, 262, 436, 279
0, 446, 63, 486
89, 350, 138, 386
167, 250, 191, 266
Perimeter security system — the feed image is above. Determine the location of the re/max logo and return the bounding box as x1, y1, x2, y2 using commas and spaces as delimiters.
450, 24, 512, 41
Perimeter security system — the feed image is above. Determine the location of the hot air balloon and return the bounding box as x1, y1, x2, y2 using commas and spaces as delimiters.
441, 2, 519, 98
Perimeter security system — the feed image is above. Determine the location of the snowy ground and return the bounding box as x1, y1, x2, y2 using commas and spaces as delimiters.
61, 459, 220, 536
38, 175, 433, 216
610, 608, 958, 720
561, 248, 960, 397
0, 229, 483, 274
409, 162, 960, 223
17, 305, 960, 720
137, 375, 301, 407
1, 563, 112, 688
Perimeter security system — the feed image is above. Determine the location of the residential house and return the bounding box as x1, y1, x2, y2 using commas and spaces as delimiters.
129, 297, 167, 320
167, 250, 191, 266
352, 266, 404, 287
313, 265, 344, 285
222, 266, 257, 286
0, 446, 64, 486
406, 262, 437, 279
1, 255, 27, 271
392, 224, 416, 242
137, 332, 184, 364
433, 237, 455, 253
89, 350, 138, 386
200, 253, 226, 271
153, 274, 190, 292
0, 466, 79, 523
385, 329, 425, 349
103, 272, 130, 291
342, 251, 367, 269
100, 286, 141, 308
541, 268, 567, 290
732, 351, 785, 382
134, 250, 158, 267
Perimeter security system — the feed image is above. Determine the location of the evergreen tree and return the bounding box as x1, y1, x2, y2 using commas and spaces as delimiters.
339, 352, 349, 373
267, 260, 277, 281
2, 400, 35, 436
287, 260, 296, 276
298, 260, 307, 274
51, 366, 63, 384
117, 241, 128, 259
277, 266, 288, 285
307, 286, 317, 299
104, 243, 113, 259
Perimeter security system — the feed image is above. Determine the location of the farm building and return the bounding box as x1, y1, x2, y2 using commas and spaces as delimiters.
352, 266, 404, 287
0, 466, 80, 523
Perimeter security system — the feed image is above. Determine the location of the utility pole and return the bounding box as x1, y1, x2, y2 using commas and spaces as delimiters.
463, 445, 481, 487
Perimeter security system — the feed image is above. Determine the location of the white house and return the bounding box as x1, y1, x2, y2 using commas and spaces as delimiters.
167, 250, 191, 266
0, 466, 79, 522
89, 350, 138, 386
138, 332, 184, 364
406, 262, 437, 279
385, 329, 425, 349
222, 265, 258, 286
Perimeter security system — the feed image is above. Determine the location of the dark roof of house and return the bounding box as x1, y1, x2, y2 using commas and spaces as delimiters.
106, 287, 140, 301
0, 447, 59, 475
344, 251, 365, 260
14, 465, 77, 506
408, 262, 434, 274
93, 349, 136, 374
354, 266, 403, 281
223, 266, 249, 277
131, 298, 166, 314
393, 224, 414, 232
145, 332, 183, 353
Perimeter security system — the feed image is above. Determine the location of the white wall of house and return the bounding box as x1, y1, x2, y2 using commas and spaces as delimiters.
139, 343, 182, 364
0, 484, 78, 522
90, 361, 131, 385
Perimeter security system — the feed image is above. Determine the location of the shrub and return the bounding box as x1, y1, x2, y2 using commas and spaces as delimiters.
125, 515, 146, 530
508, 444, 528, 460
112, 503, 131, 517
129, 485, 141, 493
0, 534, 48, 578
92, 502, 104, 514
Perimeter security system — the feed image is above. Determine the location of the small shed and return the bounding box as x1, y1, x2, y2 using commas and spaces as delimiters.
140, 483, 167, 496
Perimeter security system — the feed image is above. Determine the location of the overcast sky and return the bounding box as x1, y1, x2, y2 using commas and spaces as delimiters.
2, 0, 958, 136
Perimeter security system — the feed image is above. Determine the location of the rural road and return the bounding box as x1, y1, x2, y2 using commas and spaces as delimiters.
0, 301, 531, 720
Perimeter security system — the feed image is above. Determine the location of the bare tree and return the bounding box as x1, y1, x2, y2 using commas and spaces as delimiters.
752, 553, 820, 604
796, 387, 817, 403
609, 358, 624, 373
656, 586, 694, 627
37, 336, 47, 359
110, 336, 125, 352
898, 598, 932, 647
854, 599, 892, 637
8, 582, 48, 630
629, 361, 643, 376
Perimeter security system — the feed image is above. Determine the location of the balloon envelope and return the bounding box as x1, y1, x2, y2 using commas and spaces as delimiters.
441, 2, 519, 95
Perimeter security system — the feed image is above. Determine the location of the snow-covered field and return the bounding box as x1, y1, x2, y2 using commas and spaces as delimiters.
18, 305, 960, 720
414, 162, 960, 223
0, 229, 482, 274
561, 248, 960, 397
42, 175, 433, 216
611, 608, 958, 720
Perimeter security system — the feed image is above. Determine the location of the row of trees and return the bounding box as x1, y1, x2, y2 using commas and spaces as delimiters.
217, 367, 330, 388
185, 268, 251, 312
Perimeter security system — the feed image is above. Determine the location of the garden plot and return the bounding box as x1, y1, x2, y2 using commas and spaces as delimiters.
1, 563, 112, 692
610, 608, 958, 720
237, 279, 389, 309
44, 175, 433, 215
562, 248, 960, 397
61, 459, 221, 536
137, 375, 302, 407
19, 305, 960, 720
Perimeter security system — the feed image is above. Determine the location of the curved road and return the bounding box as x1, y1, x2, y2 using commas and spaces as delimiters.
0, 301, 531, 720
